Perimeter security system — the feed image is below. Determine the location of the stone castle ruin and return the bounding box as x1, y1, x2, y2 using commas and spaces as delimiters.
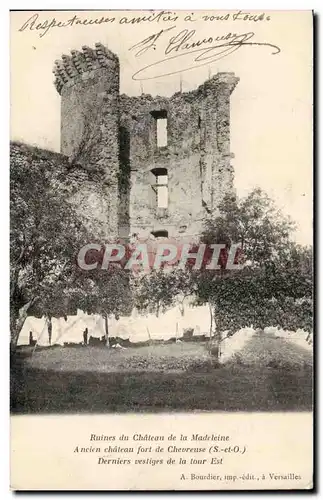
13, 42, 239, 346
53, 43, 239, 242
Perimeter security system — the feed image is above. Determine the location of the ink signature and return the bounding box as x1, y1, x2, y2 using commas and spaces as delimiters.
129, 28, 281, 80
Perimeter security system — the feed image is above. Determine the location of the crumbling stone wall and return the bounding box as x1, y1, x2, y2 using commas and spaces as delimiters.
120, 92, 202, 240
119, 73, 238, 241
53, 43, 239, 242
10, 142, 114, 240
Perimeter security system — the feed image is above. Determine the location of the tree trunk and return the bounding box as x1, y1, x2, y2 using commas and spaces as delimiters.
208, 302, 213, 340
10, 298, 36, 349
208, 303, 221, 361
214, 330, 222, 362
47, 316, 52, 346
103, 313, 109, 348
10, 306, 20, 349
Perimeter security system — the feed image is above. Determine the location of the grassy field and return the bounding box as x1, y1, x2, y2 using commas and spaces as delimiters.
11, 333, 313, 414
15, 342, 211, 372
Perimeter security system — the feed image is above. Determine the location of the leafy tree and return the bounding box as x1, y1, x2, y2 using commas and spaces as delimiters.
205, 255, 313, 335
195, 188, 312, 349
10, 144, 89, 347
11, 143, 134, 349
133, 268, 195, 318
202, 187, 296, 266
73, 264, 133, 345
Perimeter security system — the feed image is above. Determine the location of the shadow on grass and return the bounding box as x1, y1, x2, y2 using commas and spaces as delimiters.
11, 355, 312, 414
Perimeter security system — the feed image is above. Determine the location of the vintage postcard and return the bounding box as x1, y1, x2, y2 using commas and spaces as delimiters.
10, 10, 313, 490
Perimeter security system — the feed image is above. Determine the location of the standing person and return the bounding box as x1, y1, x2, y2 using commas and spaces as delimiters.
83, 328, 88, 346
29, 331, 33, 346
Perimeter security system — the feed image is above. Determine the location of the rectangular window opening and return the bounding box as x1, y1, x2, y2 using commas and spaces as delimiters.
157, 174, 168, 208
157, 118, 167, 147
151, 110, 168, 148
151, 167, 168, 210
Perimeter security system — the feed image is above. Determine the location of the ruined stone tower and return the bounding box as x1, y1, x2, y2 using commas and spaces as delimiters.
53, 44, 120, 238
53, 43, 239, 242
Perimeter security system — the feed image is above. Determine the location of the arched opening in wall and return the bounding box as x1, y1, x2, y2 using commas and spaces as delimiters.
151, 230, 169, 239
151, 167, 168, 209
150, 110, 168, 148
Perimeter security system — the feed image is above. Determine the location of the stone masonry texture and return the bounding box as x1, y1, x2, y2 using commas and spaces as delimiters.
13, 43, 239, 244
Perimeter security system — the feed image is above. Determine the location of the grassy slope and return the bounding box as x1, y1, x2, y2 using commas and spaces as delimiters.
11, 333, 312, 414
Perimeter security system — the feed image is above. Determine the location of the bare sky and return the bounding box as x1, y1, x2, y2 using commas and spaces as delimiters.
10, 10, 313, 244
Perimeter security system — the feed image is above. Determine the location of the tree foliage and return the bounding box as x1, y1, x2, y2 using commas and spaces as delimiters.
10, 144, 135, 347
133, 269, 195, 317
202, 188, 296, 265
74, 264, 133, 343
197, 189, 312, 335
130, 189, 312, 340
10, 145, 93, 345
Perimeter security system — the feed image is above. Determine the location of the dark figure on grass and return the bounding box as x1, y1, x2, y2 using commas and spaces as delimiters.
83, 328, 88, 346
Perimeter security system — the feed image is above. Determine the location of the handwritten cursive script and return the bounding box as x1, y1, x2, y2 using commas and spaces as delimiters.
17, 11, 179, 38
130, 29, 281, 80
18, 13, 116, 38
